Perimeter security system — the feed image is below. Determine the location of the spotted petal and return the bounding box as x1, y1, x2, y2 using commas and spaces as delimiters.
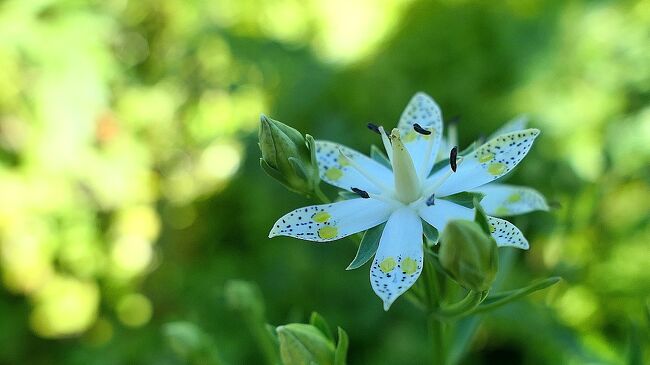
397, 92, 443, 179
472, 184, 549, 216
487, 216, 529, 249
315, 140, 393, 194
417, 199, 475, 233
370, 208, 423, 310
431, 129, 540, 196
269, 198, 393, 242
487, 115, 529, 140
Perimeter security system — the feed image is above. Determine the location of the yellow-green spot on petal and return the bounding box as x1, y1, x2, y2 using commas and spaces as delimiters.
311, 211, 331, 223
507, 193, 521, 202
337, 155, 350, 166
479, 152, 495, 163
489, 224, 496, 233
495, 207, 510, 215
317, 226, 338, 239
379, 257, 397, 273
487, 162, 506, 176
401, 257, 418, 275
325, 167, 343, 181
403, 130, 418, 143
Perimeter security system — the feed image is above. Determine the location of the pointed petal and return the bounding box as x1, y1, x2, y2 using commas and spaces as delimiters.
315, 140, 393, 194
472, 184, 549, 216
370, 208, 424, 310
269, 198, 393, 242
487, 216, 529, 249
397, 92, 444, 179
431, 129, 540, 196
417, 200, 475, 233
487, 115, 529, 140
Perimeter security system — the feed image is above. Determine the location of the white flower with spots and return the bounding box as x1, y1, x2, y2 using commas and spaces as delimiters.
269, 93, 545, 310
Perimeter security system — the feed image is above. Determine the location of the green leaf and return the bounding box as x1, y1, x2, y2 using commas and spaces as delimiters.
469, 276, 561, 314
346, 223, 385, 270
334, 327, 349, 365
370, 145, 391, 169
440, 192, 485, 209
473, 196, 491, 235
428, 158, 450, 177
422, 219, 439, 246
309, 312, 333, 341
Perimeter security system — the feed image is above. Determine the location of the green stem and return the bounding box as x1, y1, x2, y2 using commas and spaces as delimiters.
313, 185, 330, 203
424, 253, 446, 365
429, 315, 446, 365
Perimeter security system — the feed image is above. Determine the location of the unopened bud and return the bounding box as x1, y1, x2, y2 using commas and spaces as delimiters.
439, 220, 498, 292
259, 115, 318, 195
277, 323, 335, 365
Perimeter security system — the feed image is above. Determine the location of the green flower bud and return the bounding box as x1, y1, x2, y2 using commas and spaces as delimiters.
277, 323, 335, 365
439, 220, 498, 292
259, 115, 319, 195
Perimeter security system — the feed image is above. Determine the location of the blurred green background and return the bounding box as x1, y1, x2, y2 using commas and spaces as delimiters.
0, 0, 648, 364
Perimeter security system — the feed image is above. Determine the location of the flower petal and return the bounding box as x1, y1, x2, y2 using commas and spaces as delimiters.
269, 198, 393, 242
370, 208, 424, 310
397, 92, 444, 179
417, 199, 474, 233
431, 129, 540, 196
487, 115, 529, 140
487, 216, 529, 249
472, 184, 549, 216
315, 140, 393, 194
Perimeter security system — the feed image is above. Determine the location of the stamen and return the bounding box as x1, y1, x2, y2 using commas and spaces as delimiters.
351, 187, 370, 199
338, 149, 393, 194
413, 123, 431, 135
378, 126, 393, 162
420, 156, 464, 199
450, 146, 458, 172
367, 122, 381, 134
426, 193, 435, 206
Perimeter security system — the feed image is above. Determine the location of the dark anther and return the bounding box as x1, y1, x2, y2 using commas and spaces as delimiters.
351, 187, 370, 199
413, 123, 431, 135
448, 115, 461, 125
367, 123, 381, 134
426, 194, 435, 206
450, 146, 458, 172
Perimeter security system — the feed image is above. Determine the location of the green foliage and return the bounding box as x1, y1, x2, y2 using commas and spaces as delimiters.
346, 223, 385, 270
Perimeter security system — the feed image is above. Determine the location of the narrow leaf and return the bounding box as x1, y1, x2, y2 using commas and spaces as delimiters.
346, 223, 385, 270
309, 312, 333, 341
428, 158, 450, 177
473, 196, 491, 235
334, 327, 349, 365
469, 276, 561, 314
422, 220, 439, 246
370, 145, 391, 169
440, 192, 485, 209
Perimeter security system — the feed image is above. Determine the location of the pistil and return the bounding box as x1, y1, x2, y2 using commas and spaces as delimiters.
390, 129, 421, 204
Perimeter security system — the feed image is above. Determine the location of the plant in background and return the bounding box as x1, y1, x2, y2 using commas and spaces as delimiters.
260, 92, 559, 364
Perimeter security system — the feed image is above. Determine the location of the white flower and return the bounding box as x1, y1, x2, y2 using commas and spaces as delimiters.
269, 92, 544, 310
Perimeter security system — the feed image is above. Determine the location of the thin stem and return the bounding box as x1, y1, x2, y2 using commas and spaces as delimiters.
313, 185, 330, 203
429, 315, 447, 365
